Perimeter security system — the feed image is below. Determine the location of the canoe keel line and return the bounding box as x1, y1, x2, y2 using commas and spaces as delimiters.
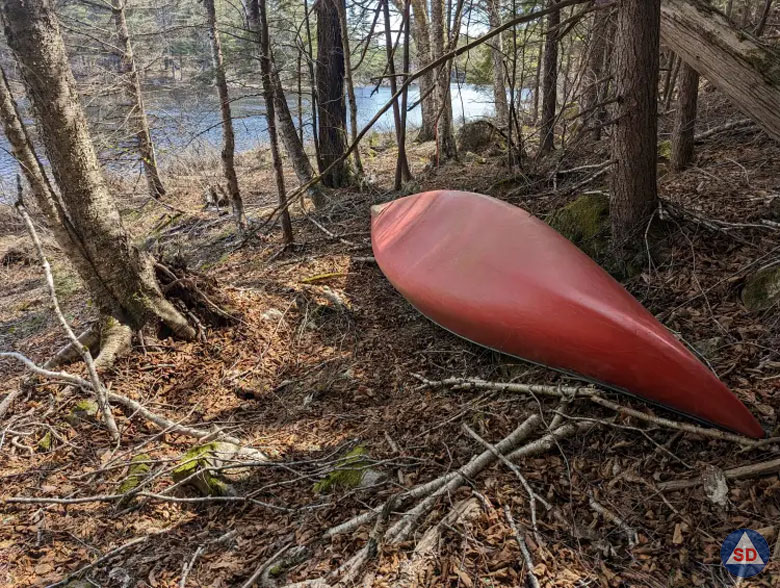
371, 190, 764, 439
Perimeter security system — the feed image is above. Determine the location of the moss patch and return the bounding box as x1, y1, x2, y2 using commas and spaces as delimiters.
742, 265, 780, 311
66, 399, 98, 425
313, 446, 370, 494
547, 193, 611, 261
118, 453, 152, 494
172, 442, 233, 496
37, 431, 52, 452
658, 140, 672, 160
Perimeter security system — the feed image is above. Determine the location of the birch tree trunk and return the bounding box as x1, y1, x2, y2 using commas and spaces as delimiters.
1, 0, 195, 338
204, 0, 245, 230
488, 0, 509, 129
660, 0, 780, 142
249, 0, 294, 243
670, 63, 699, 170
539, 0, 560, 155
316, 0, 350, 187
111, 0, 166, 200
610, 0, 660, 251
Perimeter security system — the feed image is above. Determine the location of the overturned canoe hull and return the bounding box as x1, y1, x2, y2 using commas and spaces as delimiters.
371, 190, 764, 438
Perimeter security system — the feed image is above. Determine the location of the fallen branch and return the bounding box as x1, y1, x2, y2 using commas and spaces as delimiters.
658, 457, 780, 491
503, 505, 541, 588
588, 495, 638, 546
694, 119, 755, 142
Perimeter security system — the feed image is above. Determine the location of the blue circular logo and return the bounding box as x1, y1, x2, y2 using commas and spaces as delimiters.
721, 529, 770, 577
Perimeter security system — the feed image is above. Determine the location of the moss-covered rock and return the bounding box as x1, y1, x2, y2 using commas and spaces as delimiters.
547, 193, 611, 261
118, 453, 152, 494
172, 442, 264, 496
658, 140, 672, 160
742, 265, 780, 311
313, 446, 384, 493
456, 120, 502, 154
66, 399, 98, 425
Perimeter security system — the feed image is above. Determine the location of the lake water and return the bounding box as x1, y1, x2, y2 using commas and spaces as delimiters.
0, 84, 498, 193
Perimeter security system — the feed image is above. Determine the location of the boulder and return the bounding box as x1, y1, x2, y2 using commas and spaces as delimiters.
456, 120, 502, 154
547, 193, 611, 261
172, 441, 264, 496
742, 265, 780, 311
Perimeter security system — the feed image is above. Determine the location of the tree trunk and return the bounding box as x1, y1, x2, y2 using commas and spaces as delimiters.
754, 0, 773, 35
410, 0, 437, 141
1, 0, 195, 338
660, 0, 780, 142
112, 0, 166, 200
383, 0, 411, 187
249, 0, 294, 243
270, 61, 325, 207
204, 0, 245, 230
670, 63, 699, 170
316, 0, 350, 188
610, 0, 660, 250
337, 0, 364, 175
488, 0, 509, 129
539, 0, 560, 155
430, 0, 456, 161
582, 3, 610, 140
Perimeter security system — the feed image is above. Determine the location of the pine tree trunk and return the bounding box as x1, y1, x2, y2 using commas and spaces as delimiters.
383, 0, 411, 186
410, 0, 437, 141
1, 0, 195, 338
488, 0, 509, 128
610, 0, 660, 250
660, 0, 780, 142
204, 0, 245, 230
112, 0, 166, 200
249, 0, 294, 243
316, 0, 350, 187
430, 0, 456, 160
670, 63, 699, 170
539, 0, 560, 155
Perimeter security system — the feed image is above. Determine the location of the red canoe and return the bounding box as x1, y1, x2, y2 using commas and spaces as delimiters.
371, 190, 764, 438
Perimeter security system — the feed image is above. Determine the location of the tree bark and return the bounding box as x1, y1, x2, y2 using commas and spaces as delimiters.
316, 0, 350, 187
111, 0, 166, 200
270, 62, 325, 207
754, 0, 773, 35
383, 0, 411, 187
670, 63, 699, 170
610, 0, 660, 250
488, 0, 509, 129
430, 0, 456, 161
249, 0, 294, 243
539, 0, 560, 155
337, 0, 364, 175
204, 0, 245, 230
410, 0, 437, 141
582, 3, 610, 140
1, 0, 195, 338
660, 0, 780, 142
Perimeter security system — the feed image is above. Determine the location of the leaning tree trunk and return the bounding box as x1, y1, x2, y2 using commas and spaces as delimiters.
670, 62, 699, 170
410, 0, 437, 141
204, 0, 245, 230
316, 0, 350, 188
488, 0, 509, 129
430, 0, 456, 161
539, 0, 560, 155
112, 0, 166, 200
1, 0, 195, 338
250, 0, 294, 243
610, 0, 660, 252
660, 0, 780, 142
270, 63, 326, 208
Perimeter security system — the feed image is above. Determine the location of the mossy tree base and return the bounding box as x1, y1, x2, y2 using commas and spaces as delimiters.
742, 265, 780, 311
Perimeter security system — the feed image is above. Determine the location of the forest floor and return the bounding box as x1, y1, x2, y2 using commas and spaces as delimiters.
1, 89, 779, 588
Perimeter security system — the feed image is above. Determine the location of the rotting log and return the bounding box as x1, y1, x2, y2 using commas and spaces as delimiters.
660, 0, 780, 141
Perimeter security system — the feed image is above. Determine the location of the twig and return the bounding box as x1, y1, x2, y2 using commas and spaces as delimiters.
462, 423, 549, 544
658, 457, 780, 491
503, 505, 541, 588
588, 495, 639, 546
15, 199, 119, 442
240, 542, 293, 588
